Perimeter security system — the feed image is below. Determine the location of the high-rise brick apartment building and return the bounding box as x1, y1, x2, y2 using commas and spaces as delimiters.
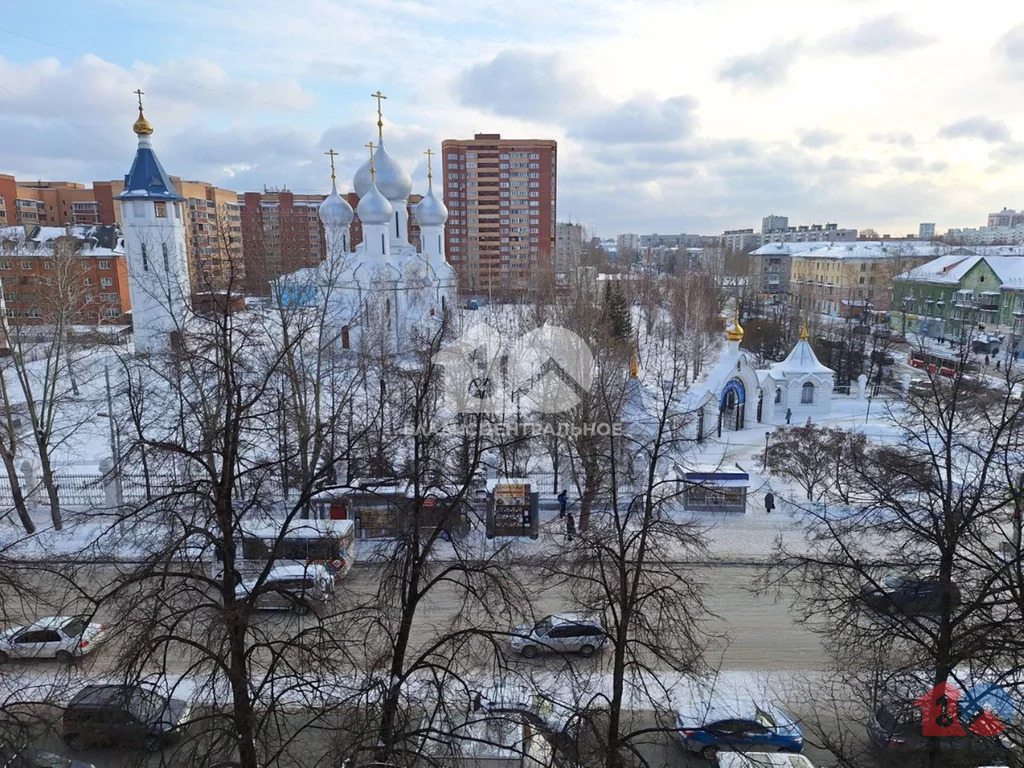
440, 134, 556, 298
238, 188, 326, 295
0, 175, 102, 228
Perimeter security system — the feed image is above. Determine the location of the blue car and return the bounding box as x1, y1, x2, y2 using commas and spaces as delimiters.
675, 699, 803, 760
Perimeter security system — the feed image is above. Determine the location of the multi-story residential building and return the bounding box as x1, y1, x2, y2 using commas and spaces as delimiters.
722, 228, 760, 253
750, 242, 794, 296
238, 188, 327, 296
441, 133, 557, 297
919, 222, 936, 239
892, 247, 1024, 348
177, 180, 244, 291
616, 233, 639, 254
556, 222, 584, 273
786, 243, 934, 318
637, 233, 707, 248
0, 224, 131, 324
762, 214, 789, 234
0, 176, 103, 227
760, 221, 857, 246
988, 209, 1024, 228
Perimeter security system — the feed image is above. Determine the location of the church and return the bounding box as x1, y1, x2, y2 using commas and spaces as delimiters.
274, 98, 456, 354
681, 313, 836, 439
115, 91, 455, 355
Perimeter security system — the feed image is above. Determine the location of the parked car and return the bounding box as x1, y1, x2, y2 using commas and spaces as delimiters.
509, 614, 605, 659
715, 752, 817, 768
62, 684, 193, 751
676, 699, 803, 760
0, 616, 109, 664
861, 574, 962, 615
1, 742, 96, 768
234, 564, 334, 614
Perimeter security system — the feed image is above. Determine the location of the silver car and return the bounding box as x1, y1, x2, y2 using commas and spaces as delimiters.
509, 613, 605, 658
0, 616, 109, 665
234, 564, 334, 614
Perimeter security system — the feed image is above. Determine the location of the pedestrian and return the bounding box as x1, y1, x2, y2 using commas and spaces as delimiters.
557, 488, 568, 518
764, 491, 775, 514
806, 416, 812, 428
985, 354, 990, 367
565, 512, 576, 542
997, 359, 1002, 371
785, 407, 792, 425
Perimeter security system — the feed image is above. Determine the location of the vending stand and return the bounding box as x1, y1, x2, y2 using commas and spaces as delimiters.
485, 478, 539, 539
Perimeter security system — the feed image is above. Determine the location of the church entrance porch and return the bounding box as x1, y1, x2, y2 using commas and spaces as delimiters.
717, 378, 746, 435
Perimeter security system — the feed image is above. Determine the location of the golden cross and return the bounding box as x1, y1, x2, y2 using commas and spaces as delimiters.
133, 88, 145, 109
370, 90, 387, 140
325, 148, 339, 183
423, 148, 435, 182
364, 141, 376, 178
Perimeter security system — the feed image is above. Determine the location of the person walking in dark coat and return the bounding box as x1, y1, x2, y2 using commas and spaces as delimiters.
557, 489, 568, 518
565, 512, 576, 542
764, 492, 775, 514
785, 408, 792, 425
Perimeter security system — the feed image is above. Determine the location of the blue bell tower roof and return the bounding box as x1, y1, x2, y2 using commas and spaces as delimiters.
117, 144, 184, 202
116, 105, 184, 202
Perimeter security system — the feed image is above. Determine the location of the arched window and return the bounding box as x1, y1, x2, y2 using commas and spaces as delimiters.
775, 387, 782, 404
341, 325, 350, 350
801, 382, 815, 404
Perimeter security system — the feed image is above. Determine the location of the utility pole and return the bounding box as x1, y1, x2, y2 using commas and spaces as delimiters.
104, 364, 123, 507
1014, 471, 1023, 565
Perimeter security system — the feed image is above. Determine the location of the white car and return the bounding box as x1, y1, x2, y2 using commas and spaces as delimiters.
715, 753, 818, 768
0, 616, 109, 664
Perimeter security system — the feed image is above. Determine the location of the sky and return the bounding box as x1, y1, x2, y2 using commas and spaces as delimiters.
1, 0, 1023, 238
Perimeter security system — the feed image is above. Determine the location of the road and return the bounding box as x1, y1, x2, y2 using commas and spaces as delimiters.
0, 563, 829, 676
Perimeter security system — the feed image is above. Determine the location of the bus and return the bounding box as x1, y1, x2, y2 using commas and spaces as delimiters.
217, 518, 356, 581
909, 350, 980, 378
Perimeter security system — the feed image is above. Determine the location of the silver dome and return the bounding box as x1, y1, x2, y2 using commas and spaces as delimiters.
318, 183, 354, 227
414, 182, 448, 227
353, 139, 412, 201
356, 182, 394, 225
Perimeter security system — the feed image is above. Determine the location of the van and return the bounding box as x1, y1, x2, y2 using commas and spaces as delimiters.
715, 753, 817, 768
234, 564, 334, 615
509, 614, 605, 658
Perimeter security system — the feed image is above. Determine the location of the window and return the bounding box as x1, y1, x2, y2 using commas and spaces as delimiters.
20, 261, 31, 270
162, 243, 170, 271
133, 201, 145, 218
0, 261, 10, 270
141, 245, 148, 272
44, 260, 54, 270
154, 202, 167, 218
83, 277, 93, 286
102, 308, 120, 318
101, 277, 113, 288
801, 382, 815, 404
99, 260, 111, 270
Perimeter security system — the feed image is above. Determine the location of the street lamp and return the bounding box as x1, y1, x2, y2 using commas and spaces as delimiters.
101, 364, 123, 506
763, 430, 771, 472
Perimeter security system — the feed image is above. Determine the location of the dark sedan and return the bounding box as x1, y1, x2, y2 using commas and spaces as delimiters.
862, 574, 961, 616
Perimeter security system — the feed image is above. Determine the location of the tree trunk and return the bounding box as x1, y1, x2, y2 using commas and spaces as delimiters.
36, 445, 61, 530
1, 451, 33, 534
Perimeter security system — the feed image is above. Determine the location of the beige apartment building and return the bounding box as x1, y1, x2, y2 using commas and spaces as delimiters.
789, 243, 931, 317
441, 134, 557, 298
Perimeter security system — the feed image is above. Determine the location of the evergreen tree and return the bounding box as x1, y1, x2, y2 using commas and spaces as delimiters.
603, 281, 632, 344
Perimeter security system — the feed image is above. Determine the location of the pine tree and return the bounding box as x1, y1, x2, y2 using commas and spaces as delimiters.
604, 281, 632, 343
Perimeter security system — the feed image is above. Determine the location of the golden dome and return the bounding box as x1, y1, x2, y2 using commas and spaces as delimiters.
799, 322, 809, 341
133, 106, 153, 136
725, 309, 744, 342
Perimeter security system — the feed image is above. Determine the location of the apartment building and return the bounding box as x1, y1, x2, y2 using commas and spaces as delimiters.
722, 228, 760, 253
0, 176, 102, 228
0, 225, 131, 324
441, 133, 557, 297
238, 189, 327, 295
556, 222, 584, 273
788, 243, 932, 317
760, 221, 857, 246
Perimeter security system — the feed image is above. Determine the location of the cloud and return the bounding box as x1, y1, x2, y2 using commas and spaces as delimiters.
571, 94, 698, 144
455, 50, 592, 120
870, 131, 916, 148
995, 24, 1024, 77
991, 142, 1024, 165
891, 156, 949, 173
938, 116, 1012, 143
799, 129, 841, 149
822, 14, 931, 56
717, 41, 801, 88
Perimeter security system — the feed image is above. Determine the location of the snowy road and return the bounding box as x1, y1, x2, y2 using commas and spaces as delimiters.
1, 563, 828, 677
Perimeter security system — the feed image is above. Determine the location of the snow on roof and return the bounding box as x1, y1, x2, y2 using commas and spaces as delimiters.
769, 339, 835, 378
898, 253, 1024, 285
